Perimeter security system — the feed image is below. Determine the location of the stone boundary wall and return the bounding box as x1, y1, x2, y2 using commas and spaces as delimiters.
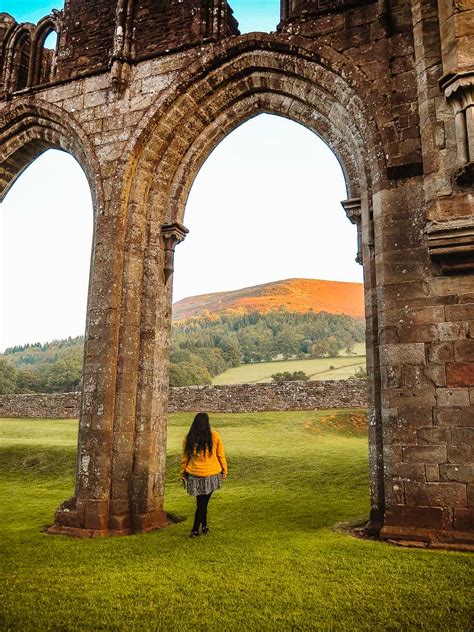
0, 380, 367, 418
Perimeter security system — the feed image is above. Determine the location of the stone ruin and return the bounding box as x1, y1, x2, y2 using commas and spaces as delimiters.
0, 0, 472, 548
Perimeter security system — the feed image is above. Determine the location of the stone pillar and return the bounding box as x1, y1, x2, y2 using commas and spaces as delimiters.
49, 209, 127, 537
127, 222, 188, 533
373, 180, 474, 549
49, 216, 188, 537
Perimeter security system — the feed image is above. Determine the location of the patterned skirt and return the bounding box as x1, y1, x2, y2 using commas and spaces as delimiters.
186, 473, 222, 497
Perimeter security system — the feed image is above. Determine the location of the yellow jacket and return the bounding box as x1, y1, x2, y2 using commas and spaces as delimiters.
180, 430, 228, 477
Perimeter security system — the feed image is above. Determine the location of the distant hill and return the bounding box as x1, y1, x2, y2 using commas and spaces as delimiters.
172, 278, 364, 320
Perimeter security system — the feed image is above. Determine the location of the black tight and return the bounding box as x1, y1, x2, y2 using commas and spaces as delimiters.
192, 493, 212, 532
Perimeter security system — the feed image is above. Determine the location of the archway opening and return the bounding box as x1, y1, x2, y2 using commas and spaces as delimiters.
169, 112, 369, 535
0, 149, 93, 395
172, 113, 365, 387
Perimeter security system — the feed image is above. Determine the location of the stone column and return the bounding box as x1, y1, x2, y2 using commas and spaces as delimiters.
128, 222, 189, 533
49, 210, 127, 536
374, 179, 474, 549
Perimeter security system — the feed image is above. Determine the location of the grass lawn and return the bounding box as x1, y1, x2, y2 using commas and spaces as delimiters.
212, 354, 366, 385
0, 411, 472, 631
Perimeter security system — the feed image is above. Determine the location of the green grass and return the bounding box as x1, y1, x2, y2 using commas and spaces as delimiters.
213, 347, 366, 385
0, 412, 472, 632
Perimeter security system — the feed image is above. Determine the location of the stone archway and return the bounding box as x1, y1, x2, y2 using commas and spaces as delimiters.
48, 38, 389, 537
1, 0, 472, 547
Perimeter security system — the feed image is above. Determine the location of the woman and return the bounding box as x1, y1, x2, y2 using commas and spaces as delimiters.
180, 412, 228, 538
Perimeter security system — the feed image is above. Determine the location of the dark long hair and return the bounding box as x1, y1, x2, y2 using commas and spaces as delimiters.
185, 412, 213, 458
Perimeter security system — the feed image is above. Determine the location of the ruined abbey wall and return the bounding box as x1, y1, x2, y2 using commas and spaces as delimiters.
0, 0, 472, 547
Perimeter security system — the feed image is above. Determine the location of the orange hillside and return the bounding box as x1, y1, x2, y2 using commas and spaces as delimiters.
172, 278, 364, 320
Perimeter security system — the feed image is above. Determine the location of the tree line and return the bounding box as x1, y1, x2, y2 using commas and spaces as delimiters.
170, 309, 364, 385
0, 309, 364, 393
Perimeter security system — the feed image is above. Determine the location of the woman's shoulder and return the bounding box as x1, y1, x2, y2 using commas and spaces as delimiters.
212, 429, 222, 439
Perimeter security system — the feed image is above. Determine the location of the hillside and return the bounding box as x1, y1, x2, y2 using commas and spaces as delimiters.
172, 278, 364, 320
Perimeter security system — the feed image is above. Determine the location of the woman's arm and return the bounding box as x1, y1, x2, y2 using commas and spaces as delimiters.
216, 433, 228, 476
180, 438, 189, 476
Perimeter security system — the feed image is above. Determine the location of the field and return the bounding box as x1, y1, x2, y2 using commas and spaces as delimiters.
213, 343, 366, 384
1, 411, 472, 631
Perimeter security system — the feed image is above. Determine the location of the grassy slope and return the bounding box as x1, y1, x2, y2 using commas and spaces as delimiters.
172, 278, 365, 320
213, 343, 366, 384
0, 413, 472, 632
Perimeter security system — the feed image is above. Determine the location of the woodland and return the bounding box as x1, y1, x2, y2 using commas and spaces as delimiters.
0, 309, 365, 392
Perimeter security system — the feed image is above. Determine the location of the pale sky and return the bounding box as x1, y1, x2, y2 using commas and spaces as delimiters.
0, 2, 362, 351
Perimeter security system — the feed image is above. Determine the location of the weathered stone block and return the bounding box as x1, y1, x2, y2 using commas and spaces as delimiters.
468, 484, 474, 507
428, 342, 454, 363
446, 362, 474, 387
462, 408, 474, 427
438, 321, 470, 341
84, 499, 109, 531
423, 364, 447, 387
425, 464, 440, 481
440, 464, 474, 483
452, 427, 474, 445
454, 509, 474, 531
417, 427, 451, 444
391, 462, 426, 480
380, 343, 426, 366
384, 505, 444, 529
434, 407, 463, 426
405, 481, 467, 507
447, 444, 472, 463
436, 388, 470, 407
454, 340, 474, 362
387, 387, 436, 407
402, 445, 447, 464
398, 407, 434, 427
446, 304, 474, 321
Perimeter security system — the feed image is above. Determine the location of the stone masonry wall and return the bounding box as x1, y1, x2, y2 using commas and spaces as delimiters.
1, 0, 472, 544
0, 380, 367, 418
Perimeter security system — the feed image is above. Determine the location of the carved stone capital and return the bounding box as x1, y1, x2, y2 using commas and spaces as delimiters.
161, 222, 189, 282
441, 72, 474, 177
426, 218, 474, 274
341, 198, 363, 264
441, 72, 474, 114
341, 197, 362, 225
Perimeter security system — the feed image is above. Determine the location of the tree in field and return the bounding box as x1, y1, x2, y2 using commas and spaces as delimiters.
15, 369, 42, 393
326, 336, 340, 358
0, 358, 18, 394
271, 371, 310, 383
38, 356, 83, 392
169, 362, 212, 386
310, 339, 330, 358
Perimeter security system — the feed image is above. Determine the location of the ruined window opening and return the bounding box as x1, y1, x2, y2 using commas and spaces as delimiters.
11, 32, 31, 91
231, 1, 281, 33
37, 29, 58, 85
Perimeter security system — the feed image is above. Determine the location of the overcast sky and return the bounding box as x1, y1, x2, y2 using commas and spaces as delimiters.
0, 2, 362, 351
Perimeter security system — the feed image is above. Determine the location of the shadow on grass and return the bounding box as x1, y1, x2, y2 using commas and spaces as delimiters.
0, 445, 369, 535
0, 445, 76, 479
